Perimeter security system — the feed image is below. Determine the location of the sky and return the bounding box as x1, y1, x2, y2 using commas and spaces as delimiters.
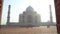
1, 0, 56, 25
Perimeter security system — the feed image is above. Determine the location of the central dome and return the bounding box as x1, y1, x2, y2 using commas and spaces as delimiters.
26, 6, 34, 11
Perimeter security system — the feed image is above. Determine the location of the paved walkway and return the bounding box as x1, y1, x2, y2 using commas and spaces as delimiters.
0, 26, 57, 34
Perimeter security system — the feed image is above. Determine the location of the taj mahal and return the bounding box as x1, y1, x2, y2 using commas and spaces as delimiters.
5, 5, 56, 27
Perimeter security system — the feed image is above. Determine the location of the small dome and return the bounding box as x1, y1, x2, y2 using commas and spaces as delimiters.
26, 6, 34, 11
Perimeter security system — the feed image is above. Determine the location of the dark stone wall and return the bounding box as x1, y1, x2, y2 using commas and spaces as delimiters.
54, 0, 60, 33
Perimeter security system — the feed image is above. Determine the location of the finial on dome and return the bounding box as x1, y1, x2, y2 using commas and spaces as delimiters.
26, 6, 34, 11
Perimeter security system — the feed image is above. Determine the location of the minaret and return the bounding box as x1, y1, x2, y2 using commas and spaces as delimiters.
47, 5, 53, 28
49, 5, 53, 23
7, 5, 11, 25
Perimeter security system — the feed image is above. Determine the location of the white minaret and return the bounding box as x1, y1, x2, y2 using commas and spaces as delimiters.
7, 5, 11, 25
49, 5, 53, 23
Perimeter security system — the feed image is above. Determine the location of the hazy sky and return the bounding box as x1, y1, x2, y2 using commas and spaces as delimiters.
1, 0, 56, 25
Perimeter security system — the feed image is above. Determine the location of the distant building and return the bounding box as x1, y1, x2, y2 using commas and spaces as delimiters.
19, 6, 41, 26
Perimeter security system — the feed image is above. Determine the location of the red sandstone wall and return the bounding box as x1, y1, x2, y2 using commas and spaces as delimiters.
54, 0, 60, 33
0, 0, 3, 24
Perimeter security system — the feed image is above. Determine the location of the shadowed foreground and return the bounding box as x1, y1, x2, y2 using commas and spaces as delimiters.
0, 26, 57, 34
